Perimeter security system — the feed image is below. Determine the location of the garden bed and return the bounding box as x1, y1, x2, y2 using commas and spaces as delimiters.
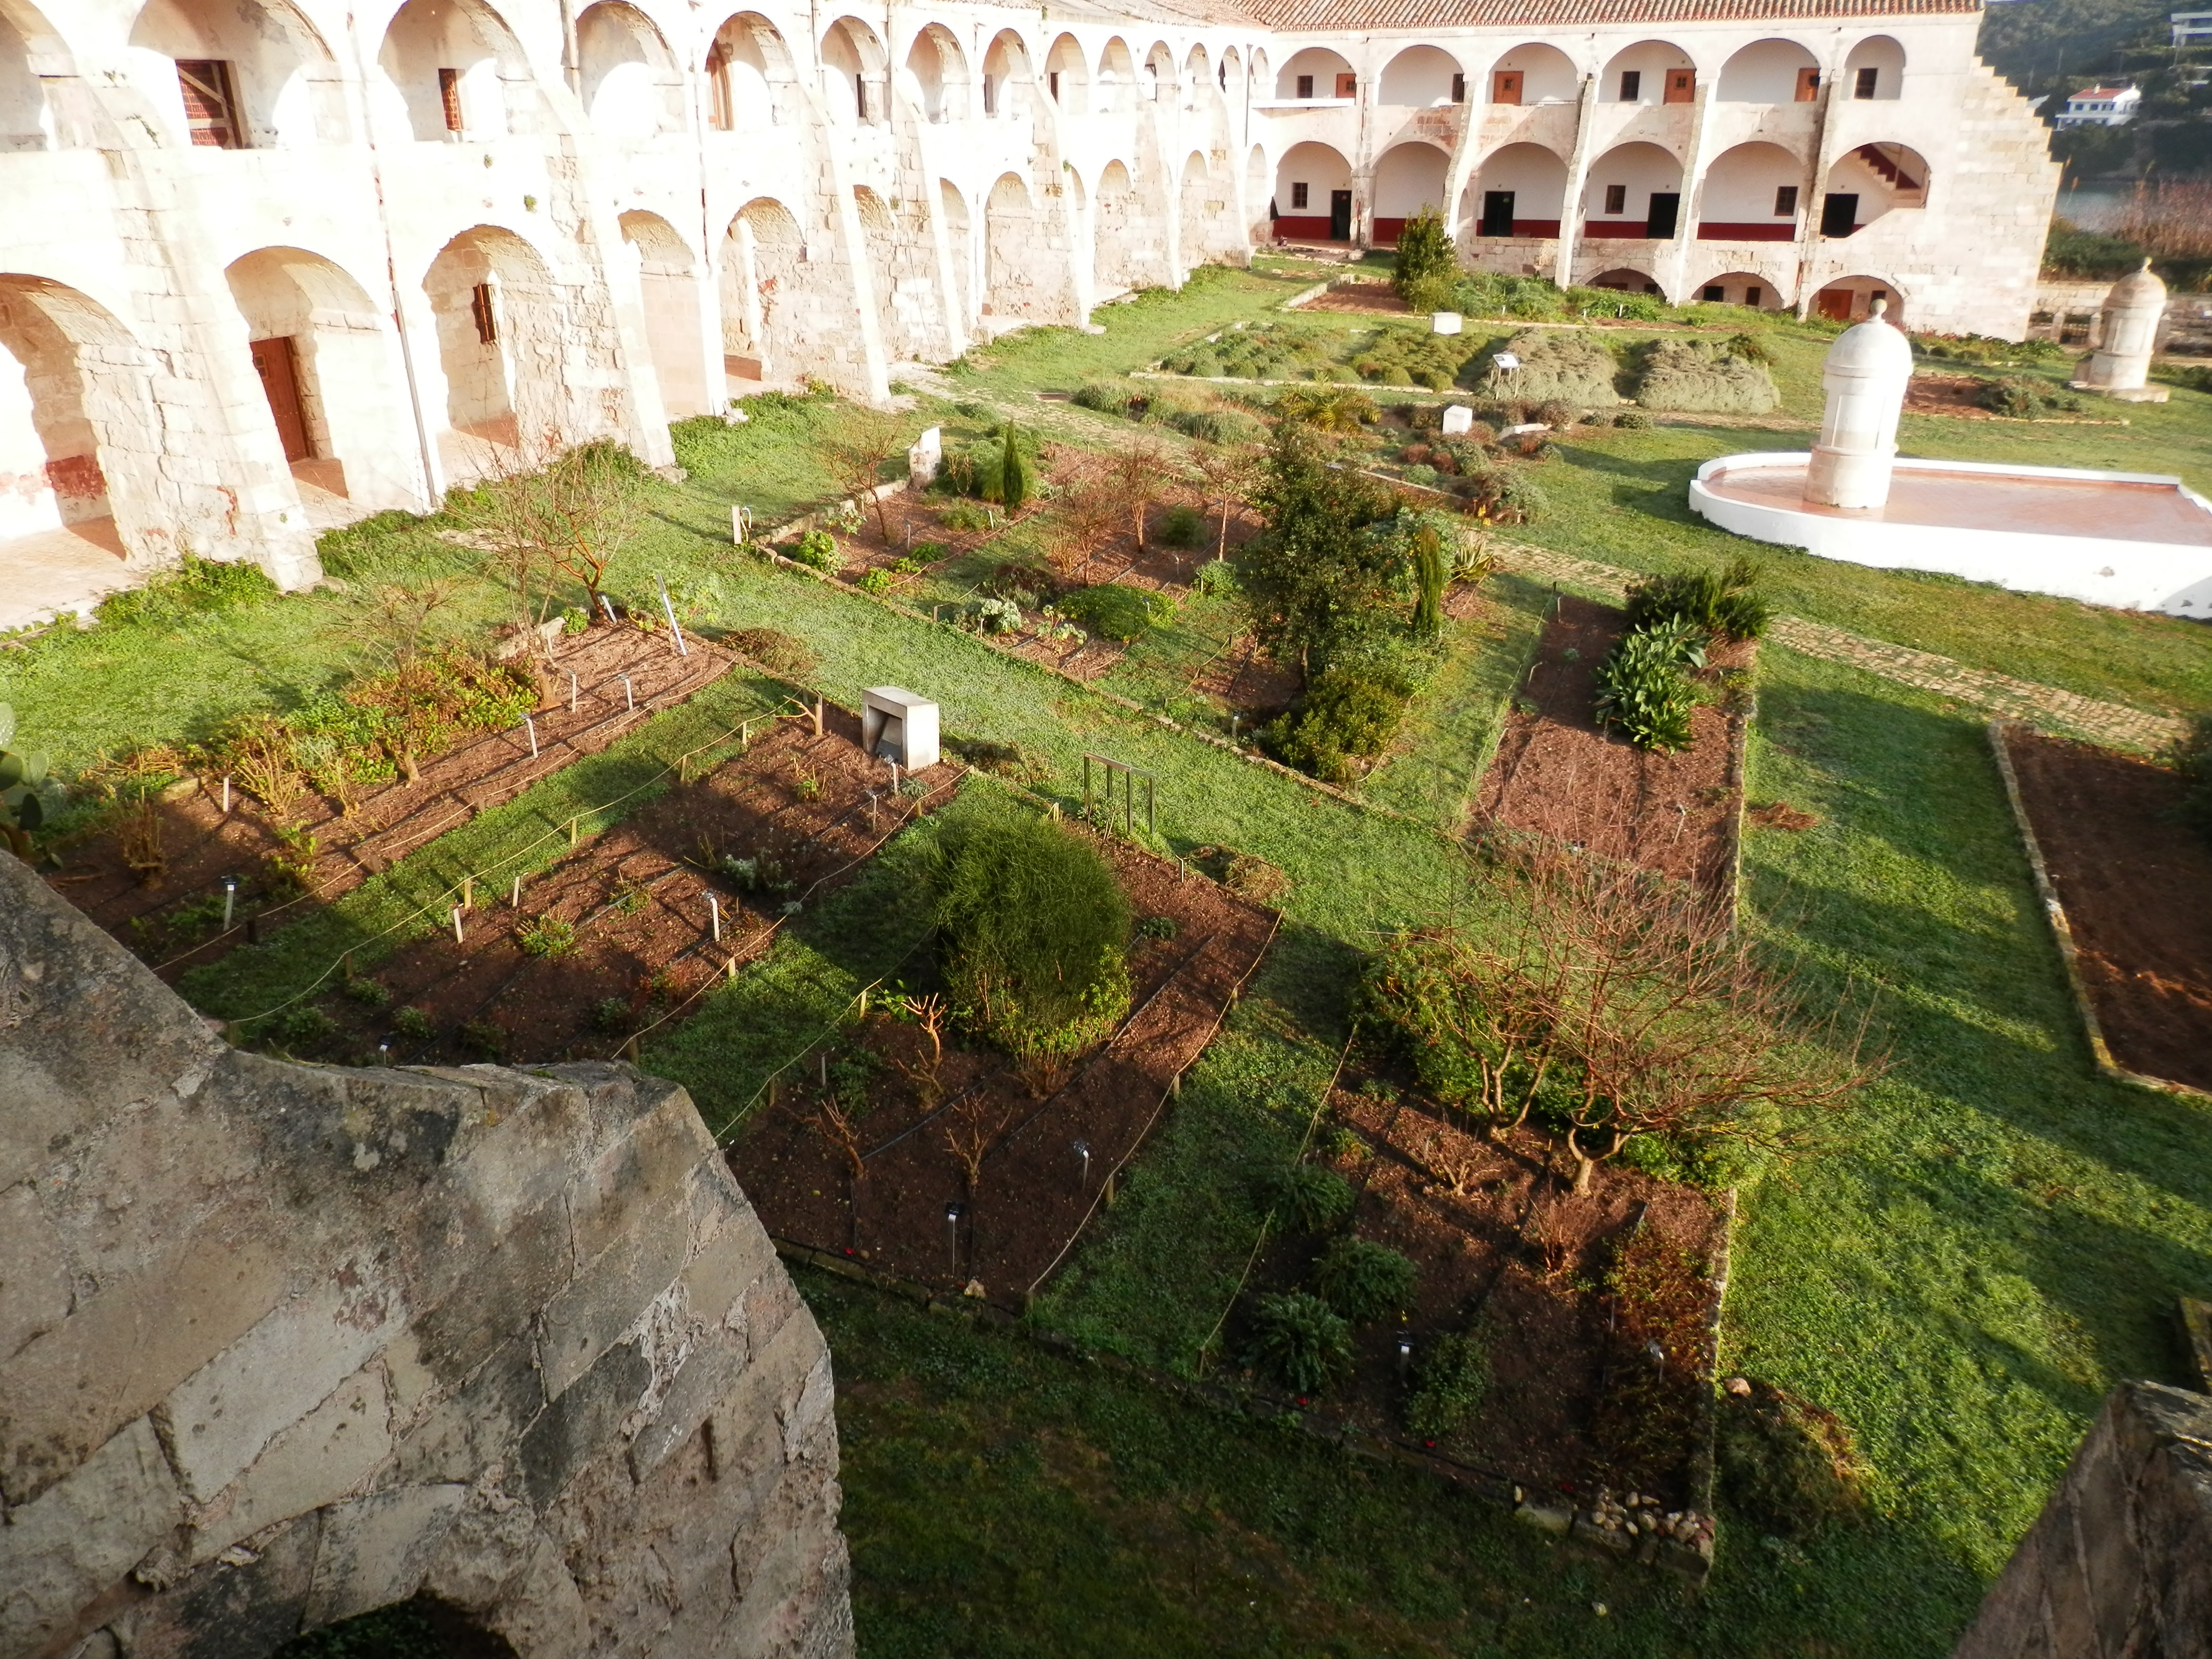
46, 624, 732, 978
730, 828, 1278, 1309
1474, 596, 1749, 892
1240, 1082, 1728, 1510
1996, 724, 2212, 1095
260, 704, 960, 1066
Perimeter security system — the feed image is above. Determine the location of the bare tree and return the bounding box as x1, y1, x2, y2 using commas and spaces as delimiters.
940, 1089, 1019, 1200
1187, 442, 1263, 563
1046, 452, 1123, 578
448, 432, 652, 628
822, 408, 908, 545
891, 991, 950, 1109
1108, 435, 1170, 551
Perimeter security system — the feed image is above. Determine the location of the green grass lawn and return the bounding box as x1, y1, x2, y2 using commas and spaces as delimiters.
17, 259, 2212, 1659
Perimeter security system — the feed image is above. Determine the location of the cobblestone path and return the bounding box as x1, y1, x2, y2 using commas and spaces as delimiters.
1496, 542, 2188, 755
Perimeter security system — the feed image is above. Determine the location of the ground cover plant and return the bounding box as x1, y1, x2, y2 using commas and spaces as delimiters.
1631, 337, 1781, 414
1477, 329, 1622, 405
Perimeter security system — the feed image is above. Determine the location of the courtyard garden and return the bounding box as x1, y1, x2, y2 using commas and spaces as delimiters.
9, 251, 2212, 1658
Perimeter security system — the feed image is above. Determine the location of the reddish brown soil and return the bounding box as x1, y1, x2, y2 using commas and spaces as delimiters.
1251, 1086, 1724, 1501
46, 626, 731, 980
2004, 729, 2212, 1093
1475, 597, 1748, 891
292, 708, 958, 1067
730, 833, 1278, 1308
1300, 286, 1412, 316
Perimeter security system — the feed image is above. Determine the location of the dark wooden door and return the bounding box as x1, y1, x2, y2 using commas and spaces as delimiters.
1329, 190, 1352, 239
1479, 191, 1515, 237
250, 336, 311, 463
1646, 192, 1681, 239
1816, 287, 1853, 321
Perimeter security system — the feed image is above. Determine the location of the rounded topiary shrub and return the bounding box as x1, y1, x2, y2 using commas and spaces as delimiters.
1262, 1161, 1356, 1232
926, 810, 1131, 1065
1244, 1291, 1355, 1394
1314, 1236, 1418, 1323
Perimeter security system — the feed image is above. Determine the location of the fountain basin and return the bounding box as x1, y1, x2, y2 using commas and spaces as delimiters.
1689, 452, 2212, 617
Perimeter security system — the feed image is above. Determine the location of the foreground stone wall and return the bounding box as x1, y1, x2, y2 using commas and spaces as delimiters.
1951, 1381, 2212, 1658
0, 850, 852, 1658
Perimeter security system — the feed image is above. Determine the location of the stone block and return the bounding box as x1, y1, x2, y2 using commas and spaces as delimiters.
538, 1194, 688, 1398
566, 1092, 714, 1267
406, 1190, 571, 1389
680, 1194, 777, 1334
160, 1266, 404, 1502
519, 1338, 652, 1509
1514, 1499, 1573, 1535
0, 1179, 69, 1361
0, 1233, 284, 1506
389, 1337, 545, 1488
301, 1484, 468, 1629
629, 1331, 752, 1479
0, 1416, 184, 1654
187, 1362, 393, 1566
113, 1510, 322, 1659
782, 1349, 836, 1467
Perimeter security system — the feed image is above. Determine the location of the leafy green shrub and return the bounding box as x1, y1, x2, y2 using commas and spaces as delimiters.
1569, 285, 1666, 322
1616, 410, 1653, 429
280, 1005, 335, 1046
925, 809, 1131, 1062
1167, 406, 1265, 444
344, 977, 391, 1007
1274, 385, 1378, 431
946, 736, 1052, 784
1726, 331, 1777, 366
1193, 558, 1240, 596
1260, 663, 1414, 784
516, 915, 578, 958
0, 704, 53, 858
1073, 381, 1143, 416
1406, 1328, 1491, 1439
966, 595, 1023, 635
1244, 1291, 1355, 1394
720, 852, 794, 896
1392, 208, 1459, 314
729, 628, 816, 680
1160, 505, 1205, 548
1632, 338, 1780, 414
460, 1018, 508, 1059
1452, 272, 1565, 320
940, 501, 995, 532
592, 996, 630, 1032
1624, 555, 1771, 642
1478, 330, 1620, 405
1357, 929, 1499, 1112
1263, 1161, 1356, 1231
1592, 619, 1706, 752
1314, 1237, 1418, 1323
1135, 913, 1178, 942
858, 568, 893, 596
1716, 1378, 1869, 1537
1063, 583, 1175, 643
92, 553, 279, 629
1463, 470, 1547, 526
1533, 398, 1576, 428
791, 528, 839, 572
1980, 375, 2085, 418
392, 1006, 435, 1039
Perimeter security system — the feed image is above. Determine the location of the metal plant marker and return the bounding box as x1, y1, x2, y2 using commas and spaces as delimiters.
600, 593, 619, 627
620, 674, 634, 712
1072, 1138, 1091, 1189
1082, 752, 1156, 837
944, 1200, 965, 1276
569, 671, 578, 712
709, 893, 721, 942
524, 715, 539, 758
655, 574, 689, 657
221, 876, 236, 930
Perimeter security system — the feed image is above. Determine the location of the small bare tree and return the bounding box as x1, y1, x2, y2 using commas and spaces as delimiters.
822, 408, 908, 545
1108, 435, 1170, 551
940, 1088, 1019, 1200
892, 991, 950, 1109
1188, 442, 1264, 562
449, 433, 652, 628
1047, 453, 1123, 578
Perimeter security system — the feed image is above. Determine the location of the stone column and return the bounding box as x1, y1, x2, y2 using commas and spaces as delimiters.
1553, 74, 1599, 290
2075, 258, 2170, 401
1803, 297, 1913, 510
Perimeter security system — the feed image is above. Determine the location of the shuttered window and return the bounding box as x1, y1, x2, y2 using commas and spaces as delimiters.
438, 67, 464, 133
470, 283, 498, 345
176, 60, 242, 149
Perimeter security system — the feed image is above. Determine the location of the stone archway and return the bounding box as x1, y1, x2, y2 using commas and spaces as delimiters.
421, 226, 566, 471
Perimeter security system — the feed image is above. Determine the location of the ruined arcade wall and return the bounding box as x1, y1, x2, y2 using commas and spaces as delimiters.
0, 849, 853, 1659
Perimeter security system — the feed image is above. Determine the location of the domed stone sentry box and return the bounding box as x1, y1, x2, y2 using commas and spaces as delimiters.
0, 849, 854, 1659
2073, 259, 2172, 403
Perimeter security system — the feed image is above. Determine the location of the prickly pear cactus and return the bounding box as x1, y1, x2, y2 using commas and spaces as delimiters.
0, 704, 54, 859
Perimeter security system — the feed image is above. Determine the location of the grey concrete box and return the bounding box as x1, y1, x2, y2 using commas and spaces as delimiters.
861, 687, 939, 771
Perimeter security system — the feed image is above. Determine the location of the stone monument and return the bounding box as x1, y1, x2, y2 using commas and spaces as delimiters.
1803, 298, 1915, 512
1441, 404, 1475, 435
2074, 259, 2171, 402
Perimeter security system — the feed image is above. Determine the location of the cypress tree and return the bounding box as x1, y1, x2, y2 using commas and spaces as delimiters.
999, 424, 1029, 514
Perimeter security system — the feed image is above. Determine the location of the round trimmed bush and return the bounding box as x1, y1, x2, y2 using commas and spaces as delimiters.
1245, 1291, 1355, 1394
1263, 1162, 1356, 1232
1314, 1237, 1418, 1323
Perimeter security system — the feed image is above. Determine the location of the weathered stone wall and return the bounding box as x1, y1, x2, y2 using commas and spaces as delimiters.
1950, 1381, 2212, 1659
0, 850, 852, 1658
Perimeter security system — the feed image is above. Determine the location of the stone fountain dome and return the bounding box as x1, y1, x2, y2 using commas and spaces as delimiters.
1824, 297, 1915, 379
2108, 256, 2167, 311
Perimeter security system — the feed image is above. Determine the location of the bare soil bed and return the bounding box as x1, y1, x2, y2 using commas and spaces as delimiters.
46, 624, 728, 980
1474, 596, 1748, 891
730, 831, 1278, 1309
279, 706, 959, 1068
1248, 1084, 1726, 1504
2002, 727, 2212, 1093
1300, 286, 1412, 316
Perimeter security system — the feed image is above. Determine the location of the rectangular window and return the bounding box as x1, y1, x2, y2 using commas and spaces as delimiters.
176, 59, 242, 148
706, 47, 733, 130
1746, 285, 1762, 305
1774, 184, 1799, 216
1450, 72, 1466, 102
1618, 69, 1641, 101
983, 74, 997, 115
1820, 191, 1860, 237
1292, 182, 1309, 208
1335, 72, 1357, 97
1664, 68, 1694, 103
1296, 73, 1313, 98
1796, 67, 1820, 101
470, 282, 497, 346
438, 66, 464, 132
1854, 66, 1879, 99
1702, 285, 1725, 302
1049, 70, 1060, 101
1603, 183, 1627, 214
1492, 69, 1521, 104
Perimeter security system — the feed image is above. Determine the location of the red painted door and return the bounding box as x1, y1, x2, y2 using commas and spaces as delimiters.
250, 336, 311, 463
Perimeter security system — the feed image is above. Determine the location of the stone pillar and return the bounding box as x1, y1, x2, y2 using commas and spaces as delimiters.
2075, 258, 2170, 402
1803, 297, 1914, 511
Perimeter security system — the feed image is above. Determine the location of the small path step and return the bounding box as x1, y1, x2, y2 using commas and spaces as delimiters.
1493, 541, 2187, 755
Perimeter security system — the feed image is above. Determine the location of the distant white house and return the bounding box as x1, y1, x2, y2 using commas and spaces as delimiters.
2175, 10, 2212, 45
2055, 85, 2143, 126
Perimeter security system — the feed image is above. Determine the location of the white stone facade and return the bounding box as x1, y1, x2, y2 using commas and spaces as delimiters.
0, 0, 2058, 591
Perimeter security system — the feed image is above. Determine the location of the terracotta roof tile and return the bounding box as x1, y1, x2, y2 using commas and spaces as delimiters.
1250, 0, 1975, 30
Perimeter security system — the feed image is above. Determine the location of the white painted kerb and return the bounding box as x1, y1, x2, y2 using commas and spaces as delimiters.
1689, 452, 2212, 618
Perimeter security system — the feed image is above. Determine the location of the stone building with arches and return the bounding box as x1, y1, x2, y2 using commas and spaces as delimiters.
0, 0, 2053, 598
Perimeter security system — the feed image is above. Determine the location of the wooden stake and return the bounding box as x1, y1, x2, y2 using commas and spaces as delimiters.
451, 906, 464, 944
812, 697, 824, 737
568, 816, 579, 848
461, 875, 473, 911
